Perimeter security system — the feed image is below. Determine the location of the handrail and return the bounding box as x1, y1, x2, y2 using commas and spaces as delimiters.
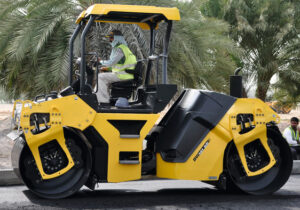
80, 16, 95, 94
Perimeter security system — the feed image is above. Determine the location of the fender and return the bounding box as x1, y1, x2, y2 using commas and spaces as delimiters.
228, 98, 280, 176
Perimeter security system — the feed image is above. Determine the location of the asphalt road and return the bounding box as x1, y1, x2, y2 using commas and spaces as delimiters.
0, 175, 300, 209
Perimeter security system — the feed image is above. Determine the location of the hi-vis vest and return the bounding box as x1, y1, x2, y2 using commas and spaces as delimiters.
289, 126, 299, 143
112, 44, 137, 80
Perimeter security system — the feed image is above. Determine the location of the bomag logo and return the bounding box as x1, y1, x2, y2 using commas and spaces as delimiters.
193, 139, 210, 162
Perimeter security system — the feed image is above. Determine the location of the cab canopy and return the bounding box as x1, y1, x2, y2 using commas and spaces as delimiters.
76, 4, 180, 29
70, 4, 180, 93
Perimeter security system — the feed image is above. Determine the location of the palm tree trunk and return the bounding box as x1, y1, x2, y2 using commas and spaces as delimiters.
242, 86, 248, 98
256, 76, 271, 101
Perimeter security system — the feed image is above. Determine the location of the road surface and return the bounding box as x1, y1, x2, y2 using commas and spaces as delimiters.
0, 175, 300, 209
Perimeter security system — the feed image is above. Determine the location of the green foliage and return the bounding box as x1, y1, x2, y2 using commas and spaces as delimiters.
0, 0, 238, 99
204, 0, 300, 101
0, 87, 12, 103
0, 0, 77, 98
201, 0, 228, 18
272, 89, 299, 109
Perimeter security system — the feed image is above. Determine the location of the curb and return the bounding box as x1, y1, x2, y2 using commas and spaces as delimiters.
292, 160, 300, 174
0, 169, 23, 186
0, 161, 300, 186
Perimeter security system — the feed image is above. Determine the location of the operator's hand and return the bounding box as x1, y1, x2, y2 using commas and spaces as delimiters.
100, 66, 109, 72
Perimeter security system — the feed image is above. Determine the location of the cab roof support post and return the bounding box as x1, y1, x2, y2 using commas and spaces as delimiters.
69, 23, 82, 86
80, 15, 95, 94
145, 23, 156, 86
162, 21, 172, 84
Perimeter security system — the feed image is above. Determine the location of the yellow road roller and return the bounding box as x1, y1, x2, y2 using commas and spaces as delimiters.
9, 4, 292, 199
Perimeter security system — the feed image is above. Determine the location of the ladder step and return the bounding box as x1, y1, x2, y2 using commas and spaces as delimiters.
119, 160, 140, 164
120, 134, 140, 139
119, 151, 140, 164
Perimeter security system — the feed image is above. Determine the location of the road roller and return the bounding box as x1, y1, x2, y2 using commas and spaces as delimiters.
8, 4, 293, 199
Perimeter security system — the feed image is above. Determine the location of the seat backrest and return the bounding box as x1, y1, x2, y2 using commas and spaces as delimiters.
125, 61, 144, 86
133, 61, 144, 86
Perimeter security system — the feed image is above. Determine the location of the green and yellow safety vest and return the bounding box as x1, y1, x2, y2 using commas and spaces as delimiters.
112, 44, 137, 80
289, 126, 299, 142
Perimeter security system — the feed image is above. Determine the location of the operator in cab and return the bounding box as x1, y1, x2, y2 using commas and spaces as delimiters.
97, 30, 137, 103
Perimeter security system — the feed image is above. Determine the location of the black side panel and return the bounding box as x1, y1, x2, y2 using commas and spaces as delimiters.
108, 120, 146, 137
83, 126, 108, 181
78, 94, 99, 111
145, 84, 177, 113
156, 89, 236, 162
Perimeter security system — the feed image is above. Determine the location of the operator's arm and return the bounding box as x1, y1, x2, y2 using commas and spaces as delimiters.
101, 48, 124, 68
283, 128, 297, 145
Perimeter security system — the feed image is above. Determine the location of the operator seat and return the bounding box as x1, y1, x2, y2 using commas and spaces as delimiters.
110, 61, 144, 102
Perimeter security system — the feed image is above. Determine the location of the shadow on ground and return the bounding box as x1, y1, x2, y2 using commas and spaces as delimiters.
23, 187, 300, 209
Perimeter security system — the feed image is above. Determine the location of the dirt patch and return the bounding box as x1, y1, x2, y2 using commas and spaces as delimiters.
0, 104, 14, 169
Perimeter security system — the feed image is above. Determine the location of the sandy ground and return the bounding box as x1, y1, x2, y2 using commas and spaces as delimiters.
0, 104, 14, 169
0, 104, 298, 169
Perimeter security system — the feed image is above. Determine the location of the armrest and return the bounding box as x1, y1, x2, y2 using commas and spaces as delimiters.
125, 69, 137, 74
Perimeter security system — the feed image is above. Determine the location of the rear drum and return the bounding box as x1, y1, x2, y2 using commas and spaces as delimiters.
226, 127, 293, 195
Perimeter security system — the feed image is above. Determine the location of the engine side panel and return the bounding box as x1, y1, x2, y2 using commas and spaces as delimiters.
156, 113, 232, 181
156, 97, 280, 181
156, 89, 236, 162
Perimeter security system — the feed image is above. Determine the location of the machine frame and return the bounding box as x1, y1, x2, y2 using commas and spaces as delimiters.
9, 4, 293, 199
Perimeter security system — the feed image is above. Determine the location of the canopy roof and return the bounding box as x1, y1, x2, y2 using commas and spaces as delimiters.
76, 4, 180, 29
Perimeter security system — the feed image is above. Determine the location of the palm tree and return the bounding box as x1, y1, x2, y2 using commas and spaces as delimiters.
0, 0, 238, 99
0, 0, 77, 98
202, 0, 300, 101
272, 0, 300, 103
224, 0, 299, 101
